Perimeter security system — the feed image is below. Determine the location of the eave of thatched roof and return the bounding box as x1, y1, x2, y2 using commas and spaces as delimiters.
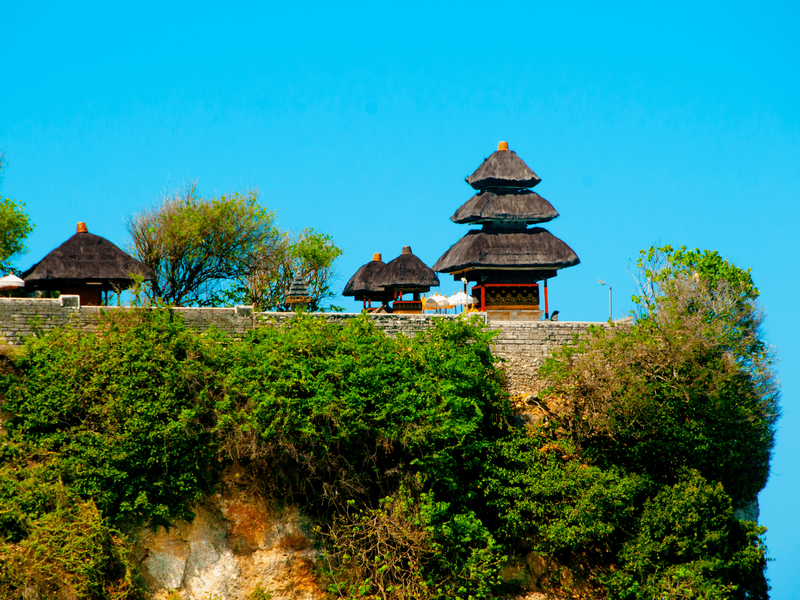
451, 189, 559, 225
342, 259, 387, 296
374, 247, 440, 291
432, 227, 580, 273
465, 149, 541, 190
22, 231, 155, 289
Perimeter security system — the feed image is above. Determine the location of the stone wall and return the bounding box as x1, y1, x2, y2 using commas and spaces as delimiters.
0, 298, 468, 345
487, 321, 610, 395
0, 298, 605, 396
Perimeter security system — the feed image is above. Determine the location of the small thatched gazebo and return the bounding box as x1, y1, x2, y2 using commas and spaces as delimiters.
22, 222, 155, 306
433, 142, 579, 320
342, 253, 391, 310
373, 246, 439, 314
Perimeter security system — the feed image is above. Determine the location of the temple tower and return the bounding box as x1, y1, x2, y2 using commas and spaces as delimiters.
433, 142, 580, 320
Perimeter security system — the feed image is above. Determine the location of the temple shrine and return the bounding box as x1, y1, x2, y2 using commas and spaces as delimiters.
433, 142, 579, 320
373, 246, 439, 314
342, 253, 392, 311
22, 222, 155, 306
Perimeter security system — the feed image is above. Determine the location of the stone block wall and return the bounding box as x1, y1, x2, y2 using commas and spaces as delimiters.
0, 299, 468, 345
0, 298, 606, 395
487, 321, 610, 395
0, 297, 94, 345
256, 312, 459, 338
174, 305, 256, 337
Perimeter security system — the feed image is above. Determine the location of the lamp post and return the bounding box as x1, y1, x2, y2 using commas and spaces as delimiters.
598, 279, 612, 320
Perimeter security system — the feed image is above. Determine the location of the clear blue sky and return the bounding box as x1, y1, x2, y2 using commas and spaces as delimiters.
3, 1, 799, 595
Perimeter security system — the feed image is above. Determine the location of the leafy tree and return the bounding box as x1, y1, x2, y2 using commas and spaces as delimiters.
602, 471, 769, 600
0, 151, 34, 274
127, 186, 342, 310
126, 184, 281, 306
634, 245, 765, 363
527, 245, 777, 598
235, 227, 343, 311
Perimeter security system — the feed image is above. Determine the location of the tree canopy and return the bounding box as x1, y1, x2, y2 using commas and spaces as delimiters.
127, 186, 341, 309
126, 185, 279, 306
524, 244, 777, 598
237, 227, 343, 311
0, 151, 34, 274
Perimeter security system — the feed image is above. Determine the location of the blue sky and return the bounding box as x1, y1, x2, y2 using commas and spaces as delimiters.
3, 1, 799, 595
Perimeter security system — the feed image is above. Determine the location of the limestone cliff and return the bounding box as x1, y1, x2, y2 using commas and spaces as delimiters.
133, 484, 323, 600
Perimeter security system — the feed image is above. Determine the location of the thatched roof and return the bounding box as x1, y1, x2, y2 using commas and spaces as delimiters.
451, 189, 558, 225
343, 255, 387, 297
465, 148, 541, 190
374, 246, 440, 291
432, 227, 580, 273
22, 229, 155, 290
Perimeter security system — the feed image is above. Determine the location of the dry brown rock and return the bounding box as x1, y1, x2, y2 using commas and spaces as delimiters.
133, 486, 324, 600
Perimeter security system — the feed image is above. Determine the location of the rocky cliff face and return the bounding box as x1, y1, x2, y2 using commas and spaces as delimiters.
133, 484, 324, 600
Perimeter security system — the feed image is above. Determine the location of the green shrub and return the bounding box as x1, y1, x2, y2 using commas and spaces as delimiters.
216, 314, 508, 509
0, 456, 142, 599
218, 314, 510, 598
600, 471, 769, 600
0, 308, 225, 526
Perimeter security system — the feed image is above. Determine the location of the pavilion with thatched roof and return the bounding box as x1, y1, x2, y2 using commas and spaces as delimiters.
342, 253, 392, 310
22, 222, 155, 306
373, 246, 439, 314
433, 142, 579, 320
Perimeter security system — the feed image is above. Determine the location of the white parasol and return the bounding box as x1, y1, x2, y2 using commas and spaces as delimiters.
448, 291, 476, 307
423, 294, 449, 310
0, 274, 25, 291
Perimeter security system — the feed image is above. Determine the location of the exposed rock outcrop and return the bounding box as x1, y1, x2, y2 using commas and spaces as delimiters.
133, 485, 324, 600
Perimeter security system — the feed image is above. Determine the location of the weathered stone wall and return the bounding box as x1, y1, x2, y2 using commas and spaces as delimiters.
0, 296, 101, 344
0, 298, 466, 344
487, 321, 610, 396
0, 298, 604, 396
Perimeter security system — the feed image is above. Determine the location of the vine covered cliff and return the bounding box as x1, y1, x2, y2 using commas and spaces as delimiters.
0, 248, 777, 599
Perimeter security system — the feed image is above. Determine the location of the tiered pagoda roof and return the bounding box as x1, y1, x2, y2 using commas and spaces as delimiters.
451, 189, 559, 225
465, 145, 542, 189
434, 227, 579, 273
433, 142, 579, 278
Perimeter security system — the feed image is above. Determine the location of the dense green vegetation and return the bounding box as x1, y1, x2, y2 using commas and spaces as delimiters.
0, 246, 777, 599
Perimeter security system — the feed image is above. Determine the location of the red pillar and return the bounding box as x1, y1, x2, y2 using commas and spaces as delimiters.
544, 279, 549, 319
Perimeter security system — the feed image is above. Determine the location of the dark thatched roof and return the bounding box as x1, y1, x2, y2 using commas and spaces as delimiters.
343, 257, 387, 297
465, 149, 541, 190
22, 231, 155, 290
451, 189, 559, 225
432, 227, 580, 273
374, 246, 440, 291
